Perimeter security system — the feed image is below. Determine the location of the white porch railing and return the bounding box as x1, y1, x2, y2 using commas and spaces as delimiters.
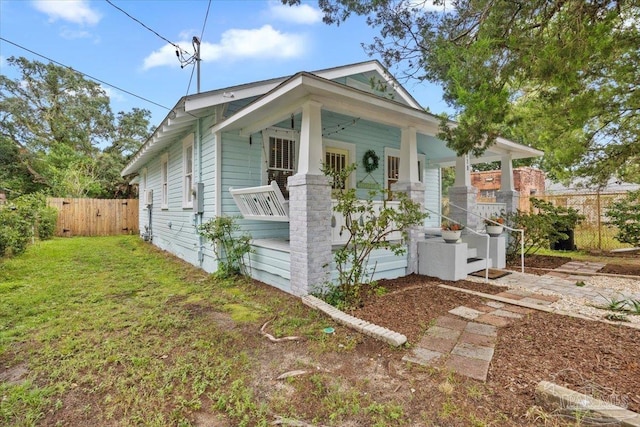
229, 181, 289, 222
474, 202, 506, 229
331, 200, 403, 245
450, 202, 525, 273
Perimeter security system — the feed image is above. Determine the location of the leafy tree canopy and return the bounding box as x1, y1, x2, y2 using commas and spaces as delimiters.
286, 0, 640, 185
0, 57, 152, 198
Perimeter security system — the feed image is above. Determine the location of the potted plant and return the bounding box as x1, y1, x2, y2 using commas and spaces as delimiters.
441, 221, 464, 243
484, 215, 505, 237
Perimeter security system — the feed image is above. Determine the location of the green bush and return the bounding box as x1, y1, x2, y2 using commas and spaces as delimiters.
607, 189, 640, 247
319, 163, 427, 308
0, 192, 58, 257
198, 216, 252, 278
505, 197, 584, 260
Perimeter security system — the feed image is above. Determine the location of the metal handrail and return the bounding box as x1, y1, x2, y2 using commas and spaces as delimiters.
423, 207, 490, 282
449, 202, 525, 273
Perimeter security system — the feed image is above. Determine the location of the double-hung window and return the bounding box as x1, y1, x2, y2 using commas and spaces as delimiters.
323, 140, 356, 195
182, 134, 194, 208
161, 153, 169, 209
263, 128, 297, 199
384, 148, 425, 199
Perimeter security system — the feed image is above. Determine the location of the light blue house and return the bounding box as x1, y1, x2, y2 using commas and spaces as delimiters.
122, 61, 541, 294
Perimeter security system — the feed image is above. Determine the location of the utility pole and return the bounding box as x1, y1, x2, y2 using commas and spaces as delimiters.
193, 36, 201, 94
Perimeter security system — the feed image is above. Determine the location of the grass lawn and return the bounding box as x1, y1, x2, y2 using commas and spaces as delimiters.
1, 236, 367, 426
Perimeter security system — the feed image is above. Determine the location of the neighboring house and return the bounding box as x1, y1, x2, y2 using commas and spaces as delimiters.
471, 167, 545, 212
121, 61, 542, 295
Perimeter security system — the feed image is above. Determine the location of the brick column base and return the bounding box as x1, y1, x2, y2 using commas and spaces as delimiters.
449, 186, 479, 230
287, 174, 332, 296
497, 190, 520, 214
391, 181, 426, 275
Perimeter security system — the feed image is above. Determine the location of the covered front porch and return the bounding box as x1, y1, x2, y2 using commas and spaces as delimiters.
212, 72, 541, 295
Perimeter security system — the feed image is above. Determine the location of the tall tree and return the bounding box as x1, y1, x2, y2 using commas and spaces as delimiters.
0, 57, 150, 197
288, 0, 640, 184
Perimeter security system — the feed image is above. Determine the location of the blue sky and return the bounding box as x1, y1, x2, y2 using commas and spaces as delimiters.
0, 0, 453, 128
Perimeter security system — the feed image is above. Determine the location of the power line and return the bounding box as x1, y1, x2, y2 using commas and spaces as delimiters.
200, 0, 212, 41
0, 37, 172, 111
186, 0, 211, 96
104, 0, 195, 66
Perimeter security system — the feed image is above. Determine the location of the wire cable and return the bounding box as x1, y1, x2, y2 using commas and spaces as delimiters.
185, 0, 212, 96
0, 37, 172, 111
104, 0, 195, 63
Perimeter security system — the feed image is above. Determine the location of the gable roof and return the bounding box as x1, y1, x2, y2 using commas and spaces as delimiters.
122, 60, 542, 176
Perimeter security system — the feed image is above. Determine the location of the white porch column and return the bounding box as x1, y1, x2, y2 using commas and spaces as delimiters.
288, 100, 332, 295
453, 153, 471, 187
497, 153, 519, 213
391, 127, 424, 275
398, 126, 419, 183
297, 100, 324, 175
449, 153, 479, 230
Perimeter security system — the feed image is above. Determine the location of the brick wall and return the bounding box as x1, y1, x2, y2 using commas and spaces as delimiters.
471, 167, 545, 211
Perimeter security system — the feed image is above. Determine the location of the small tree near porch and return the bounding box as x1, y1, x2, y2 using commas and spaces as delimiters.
320, 164, 427, 308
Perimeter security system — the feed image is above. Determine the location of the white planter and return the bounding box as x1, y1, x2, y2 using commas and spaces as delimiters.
486, 225, 504, 237
441, 230, 462, 243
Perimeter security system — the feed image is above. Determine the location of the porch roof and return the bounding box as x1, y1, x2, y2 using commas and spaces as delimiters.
210, 71, 542, 165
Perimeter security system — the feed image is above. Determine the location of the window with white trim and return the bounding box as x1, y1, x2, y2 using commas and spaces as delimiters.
182, 134, 194, 208
161, 153, 169, 209
262, 128, 297, 199
384, 148, 425, 199
323, 140, 356, 195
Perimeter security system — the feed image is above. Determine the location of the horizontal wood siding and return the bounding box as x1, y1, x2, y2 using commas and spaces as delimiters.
246, 245, 291, 292
329, 246, 408, 283
220, 131, 289, 239
424, 168, 441, 227
143, 124, 202, 267
321, 111, 402, 200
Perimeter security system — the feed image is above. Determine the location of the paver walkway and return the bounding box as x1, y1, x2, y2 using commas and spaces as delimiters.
404, 260, 640, 381
402, 292, 551, 381
491, 260, 640, 304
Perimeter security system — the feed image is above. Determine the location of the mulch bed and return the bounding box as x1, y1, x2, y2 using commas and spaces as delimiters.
350, 270, 640, 416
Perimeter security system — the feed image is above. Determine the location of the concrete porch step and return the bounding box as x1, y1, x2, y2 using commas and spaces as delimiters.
466, 257, 491, 275
467, 247, 478, 259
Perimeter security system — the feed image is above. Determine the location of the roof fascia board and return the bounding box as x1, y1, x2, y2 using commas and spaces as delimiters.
314, 61, 422, 109
184, 81, 284, 112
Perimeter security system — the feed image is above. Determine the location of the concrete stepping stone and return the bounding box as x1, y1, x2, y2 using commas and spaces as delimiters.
464, 322, 497, 337
434, 315, 468, 331
445, 354, 490, 382
402, 347, 444, 366
491, 309, 523, 319
475, 313, 512, 327
448, 306, 483, 320
451, 342, 494, 361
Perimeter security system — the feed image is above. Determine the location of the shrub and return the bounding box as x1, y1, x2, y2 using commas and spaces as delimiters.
198, 216, 252, 278
319, 163, 427, 308
0, 192, 58, 257
607, 189, 640, 247
505, 198, 584, 260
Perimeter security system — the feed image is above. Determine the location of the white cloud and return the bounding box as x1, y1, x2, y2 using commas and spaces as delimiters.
266, 1, 322, 24
59, 27, 92, 39
143, 25, 306, 70
102, 86, 125, 102
32, 0, 101, 26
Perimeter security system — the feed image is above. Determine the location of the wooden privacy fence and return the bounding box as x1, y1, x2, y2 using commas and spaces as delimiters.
48, 198, 139, 237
